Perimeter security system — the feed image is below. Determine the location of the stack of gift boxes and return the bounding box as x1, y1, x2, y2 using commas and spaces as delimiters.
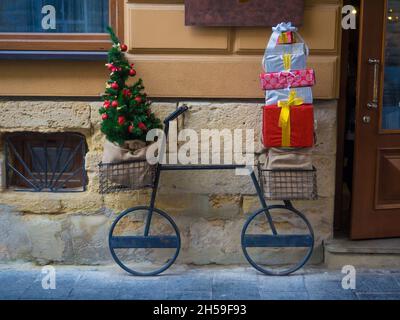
260, 24, 316, 199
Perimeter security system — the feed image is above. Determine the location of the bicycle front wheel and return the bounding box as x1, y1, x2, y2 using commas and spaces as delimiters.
241, 206, 314, 276
109, 206, 181, 276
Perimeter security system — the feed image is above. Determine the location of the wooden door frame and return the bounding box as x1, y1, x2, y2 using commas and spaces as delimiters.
334, 0, 394, 238
349, 0, 400, 239
334, 0, 358, 234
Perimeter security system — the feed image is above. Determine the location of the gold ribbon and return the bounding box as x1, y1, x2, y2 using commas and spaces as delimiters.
279, 32, 292, 44
277, 91, 304, 147
283, 54, 292, 71
279, 33, 288, 44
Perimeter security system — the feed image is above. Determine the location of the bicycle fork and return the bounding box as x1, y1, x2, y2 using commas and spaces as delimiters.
250, 171, 278, 236
143, 164, 162, 237
144, 117, 171, 238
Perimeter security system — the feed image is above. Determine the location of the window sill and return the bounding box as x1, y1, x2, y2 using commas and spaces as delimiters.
0, 51, 108, 61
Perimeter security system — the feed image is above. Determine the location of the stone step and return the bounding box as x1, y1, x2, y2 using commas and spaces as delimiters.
324, 238, 400, 269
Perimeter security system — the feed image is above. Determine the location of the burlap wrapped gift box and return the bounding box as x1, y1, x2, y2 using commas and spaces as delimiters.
265, 147, 313, 170
102, 139, 155, 189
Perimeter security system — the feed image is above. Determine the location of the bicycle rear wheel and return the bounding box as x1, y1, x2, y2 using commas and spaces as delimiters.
109, 206, 181, 276
241, 206, 314, 276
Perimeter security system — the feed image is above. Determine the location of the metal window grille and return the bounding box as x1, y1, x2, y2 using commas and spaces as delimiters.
98, 160, 156, 194
258, 163, 318, 201
4, 132, 87, 192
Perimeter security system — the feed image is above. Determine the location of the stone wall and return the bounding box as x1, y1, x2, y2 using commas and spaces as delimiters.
0, 100, 336, 265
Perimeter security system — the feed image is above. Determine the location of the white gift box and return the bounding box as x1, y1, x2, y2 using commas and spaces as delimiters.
263, 43, 308, 72
265, 87, 313, 106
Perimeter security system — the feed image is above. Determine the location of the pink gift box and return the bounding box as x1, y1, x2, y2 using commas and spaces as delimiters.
260, 69, 316, 90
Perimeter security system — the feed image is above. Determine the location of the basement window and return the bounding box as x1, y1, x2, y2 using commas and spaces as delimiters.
4, 132, 88, 192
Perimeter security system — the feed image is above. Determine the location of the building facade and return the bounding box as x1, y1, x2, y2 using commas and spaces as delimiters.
0, 0, 398, 268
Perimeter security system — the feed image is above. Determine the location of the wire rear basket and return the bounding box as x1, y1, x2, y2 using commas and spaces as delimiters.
99, 160, 156, 194
258, 163, 318, 201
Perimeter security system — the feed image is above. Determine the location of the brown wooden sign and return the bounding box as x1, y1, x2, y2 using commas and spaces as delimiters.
185, 0, 305, 27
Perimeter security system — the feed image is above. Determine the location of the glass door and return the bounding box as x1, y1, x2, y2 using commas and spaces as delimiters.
382, 0, 400, 130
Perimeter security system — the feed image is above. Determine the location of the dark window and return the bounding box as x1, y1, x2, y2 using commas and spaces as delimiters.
0, 0, 109, 33
4, 132, 88, 192
0, 0, 124, 51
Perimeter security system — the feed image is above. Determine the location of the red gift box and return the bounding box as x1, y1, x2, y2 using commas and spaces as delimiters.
260, 69, 316, 90
277, 31, 295, 44
263, 104, 314, 148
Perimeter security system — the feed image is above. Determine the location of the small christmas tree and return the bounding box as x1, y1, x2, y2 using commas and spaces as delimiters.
99, 27, 162, 146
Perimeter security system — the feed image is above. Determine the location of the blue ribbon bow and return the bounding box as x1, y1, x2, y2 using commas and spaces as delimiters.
272, 22, 298, 33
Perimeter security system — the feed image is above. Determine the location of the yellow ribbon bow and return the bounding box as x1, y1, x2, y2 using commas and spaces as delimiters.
277, 91, 304, 147
283, 53, 292, 71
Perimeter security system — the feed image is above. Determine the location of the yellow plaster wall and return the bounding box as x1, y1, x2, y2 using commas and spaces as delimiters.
0, 0, 342, 99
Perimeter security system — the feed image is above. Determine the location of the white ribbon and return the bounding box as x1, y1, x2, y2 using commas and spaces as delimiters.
272, 22, 298, 33
262, 22, 310, 71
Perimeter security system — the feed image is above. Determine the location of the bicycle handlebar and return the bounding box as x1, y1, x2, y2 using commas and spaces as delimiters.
164, 105, 189, 124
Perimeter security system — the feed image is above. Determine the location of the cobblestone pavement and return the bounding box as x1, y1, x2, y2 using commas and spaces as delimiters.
0, 264, 400, 300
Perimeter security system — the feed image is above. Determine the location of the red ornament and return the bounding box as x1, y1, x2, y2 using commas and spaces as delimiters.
111, 101, 119, 108
111, 82, 119, 90
118, 116, 126, 126
120, 44, 128, 52
128, 125, 135, 133
138, 122, 147, 131
101, 114, 109, 120
103, 101, 111, 109
129, 69, 136, 76
106, 63, 114, 71
135, 96, 142, 104
123, 89, 131, 97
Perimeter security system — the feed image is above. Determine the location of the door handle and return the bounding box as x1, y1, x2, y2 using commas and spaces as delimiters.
368, 58, 380, 109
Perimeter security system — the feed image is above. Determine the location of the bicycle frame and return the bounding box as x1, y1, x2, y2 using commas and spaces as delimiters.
109, 105, 315, 276
143, 106, 279, 237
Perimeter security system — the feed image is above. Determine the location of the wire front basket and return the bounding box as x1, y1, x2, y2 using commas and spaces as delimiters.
258, 164, 318, 201
99, 160, 156, 194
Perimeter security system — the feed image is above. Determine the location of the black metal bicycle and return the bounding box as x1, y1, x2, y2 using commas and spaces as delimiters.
100, 106, 317, 276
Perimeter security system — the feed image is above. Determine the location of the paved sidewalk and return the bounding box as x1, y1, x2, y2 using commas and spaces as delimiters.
1, 264, 400, 300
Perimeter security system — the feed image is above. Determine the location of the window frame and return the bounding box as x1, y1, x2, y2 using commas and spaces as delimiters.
4, 132, 88, 192
0, 0, 124, 51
